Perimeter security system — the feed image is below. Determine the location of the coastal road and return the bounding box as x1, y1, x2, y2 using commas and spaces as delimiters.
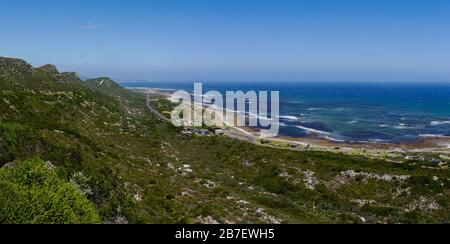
145, 95, 171, 122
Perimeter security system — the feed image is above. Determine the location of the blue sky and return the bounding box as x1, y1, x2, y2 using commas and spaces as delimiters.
1, 0, 450, 82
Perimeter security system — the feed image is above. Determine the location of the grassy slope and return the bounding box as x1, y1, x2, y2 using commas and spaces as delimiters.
0, 57, 449, 223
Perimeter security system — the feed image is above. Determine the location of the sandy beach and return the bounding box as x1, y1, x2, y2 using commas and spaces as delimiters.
134, 88, 450, 164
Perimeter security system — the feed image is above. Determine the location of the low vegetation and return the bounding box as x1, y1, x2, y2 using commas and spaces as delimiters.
0, 56, 449, 224
0, 158, 101, 224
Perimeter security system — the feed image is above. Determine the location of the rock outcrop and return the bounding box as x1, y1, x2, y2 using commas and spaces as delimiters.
0, 56, 34, 80
35, 64, 60, 75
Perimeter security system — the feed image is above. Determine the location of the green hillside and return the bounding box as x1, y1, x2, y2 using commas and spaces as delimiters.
0, 56, 449, 224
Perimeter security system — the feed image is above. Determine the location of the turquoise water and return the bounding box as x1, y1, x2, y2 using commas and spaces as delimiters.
122, 81, 450, 143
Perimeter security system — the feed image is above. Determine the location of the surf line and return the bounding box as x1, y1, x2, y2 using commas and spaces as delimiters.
169, 82, 281, 138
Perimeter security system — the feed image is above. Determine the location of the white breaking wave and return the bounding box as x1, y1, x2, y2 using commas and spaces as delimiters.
419, 134, 448, 138
321, 135, 345, 142
430, 121, 450, 126
393, 123, 413, 129
393, 126, 409, 129
278, 115, 299, 120
307, 108, 322, 111
368, 139, 390, 143
296, 126, 330, 135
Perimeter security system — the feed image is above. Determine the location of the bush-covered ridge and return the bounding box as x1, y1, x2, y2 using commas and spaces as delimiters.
0, 56, 449, 224
0, 158, 101, 224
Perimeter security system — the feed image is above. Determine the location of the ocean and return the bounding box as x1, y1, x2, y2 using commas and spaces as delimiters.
122, 81, 450, 143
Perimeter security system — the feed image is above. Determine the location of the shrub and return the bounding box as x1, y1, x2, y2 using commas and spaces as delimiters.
0, 122, 21, 164
0, 158, 101, 224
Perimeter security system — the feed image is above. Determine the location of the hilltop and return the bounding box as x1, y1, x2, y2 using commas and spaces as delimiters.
0, 56, 449, 224
86, 77, 118, 87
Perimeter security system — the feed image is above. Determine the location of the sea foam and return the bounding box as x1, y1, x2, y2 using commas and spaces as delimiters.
430, 121, 450, 126
296, 126, 330, 135
278, 115, 299, 120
